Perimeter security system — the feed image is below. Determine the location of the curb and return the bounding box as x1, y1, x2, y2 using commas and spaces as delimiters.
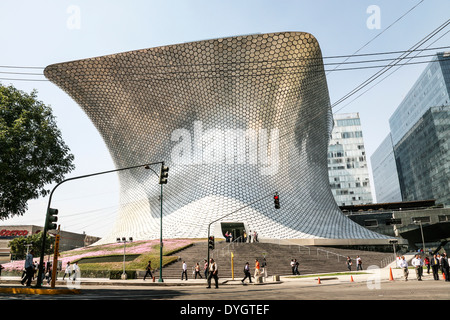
0, 286, 80, 295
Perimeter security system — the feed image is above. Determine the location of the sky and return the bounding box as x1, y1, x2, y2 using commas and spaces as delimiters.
0, 0, 449, 238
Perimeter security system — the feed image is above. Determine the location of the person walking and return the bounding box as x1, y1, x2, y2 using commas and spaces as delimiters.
63, 262, 71, 280
261, 258, 267, 281
346, 256, 352, 271
0, 264, 4, 277
194, 262, 202, 279
203, 259, 208, 279
424, 256, 431, 274
293, 259, 300, 275
399, 256, 409, 281
181, 261, 188, 280
356, 256, 363, 271
143, 260, 153, 280
206, 258, 219, 289
71, 262, 80, 281
242, 262, 252, 284
20, 249, 35, 287
440, 253, 449, 281
431, 254, 440, 280
254, 259, 261, 280
411, 254, 423, 281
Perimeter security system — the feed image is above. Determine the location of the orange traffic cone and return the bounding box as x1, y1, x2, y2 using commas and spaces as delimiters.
389, 268, 394, 281
350, 276, 354, 282
443, 272, 446, 281
317, 277, 321, 284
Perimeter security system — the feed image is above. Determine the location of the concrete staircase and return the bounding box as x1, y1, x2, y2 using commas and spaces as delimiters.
155, 240, 394, 279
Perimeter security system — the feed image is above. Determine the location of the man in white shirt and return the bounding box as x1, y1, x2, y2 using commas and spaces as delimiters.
399, 256, 409, 281
181, 261, 188, 280
207, 258, 219, 289
411, 254, 423, 281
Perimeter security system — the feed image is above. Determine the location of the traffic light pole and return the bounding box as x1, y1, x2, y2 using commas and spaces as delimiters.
35, 161, 163, 288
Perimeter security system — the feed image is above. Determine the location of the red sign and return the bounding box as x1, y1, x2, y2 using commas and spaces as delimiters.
0, 229, 29, 237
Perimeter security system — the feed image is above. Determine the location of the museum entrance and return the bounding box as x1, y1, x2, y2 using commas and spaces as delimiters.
221, 222, 245, 242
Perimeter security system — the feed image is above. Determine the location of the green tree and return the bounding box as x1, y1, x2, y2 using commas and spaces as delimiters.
0, 84, 75, 219
8, 232, 54, 260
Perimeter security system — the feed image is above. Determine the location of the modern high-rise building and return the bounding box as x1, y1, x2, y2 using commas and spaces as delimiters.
371, 52, 450, 205
328, 113, 373, 206
370, 134, 402, 203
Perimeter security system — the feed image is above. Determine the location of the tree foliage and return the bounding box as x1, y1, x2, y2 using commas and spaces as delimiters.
0, 84, 75, 219
8, 232, 54, 260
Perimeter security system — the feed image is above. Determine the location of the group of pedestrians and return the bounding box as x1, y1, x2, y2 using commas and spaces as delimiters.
398, 252, 449, 281
242, 230, 259, 243
346, 256, 363, 271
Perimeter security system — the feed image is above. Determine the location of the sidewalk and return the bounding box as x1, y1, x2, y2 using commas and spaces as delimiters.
0, 265, 415, 290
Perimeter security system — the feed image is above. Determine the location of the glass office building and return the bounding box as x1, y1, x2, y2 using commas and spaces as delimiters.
394, 105, 450, 205
372, 52, 450, 205
370, 134, 402, 203
328, 113, 373, 206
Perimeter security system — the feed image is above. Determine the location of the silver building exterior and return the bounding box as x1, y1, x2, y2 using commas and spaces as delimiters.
44, 32, 389, 245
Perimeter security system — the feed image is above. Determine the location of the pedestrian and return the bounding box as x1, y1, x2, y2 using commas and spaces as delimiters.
431, 254, 440, 280
203, 259, 208, 279
181, 260, 188, 280
72, 262, 80, 281
424, 256, 430, 274
243, 230, 247, 243
21, 249, 35, 287
440, 253, 449, 281
248, 230, 252, 243
45, 262, 52, 285
206, 258, 219, 289
399, 256, 409, 281
356, 256, 363, 271
194, 262, 202, 279
254, 259, 261, 280
253, 231, 259, 242
143, 260, 153, 280
290, 259, 295, 275
411, 254, 423, 281
294, 259, 300, 275
346, 256, 352, 271
0, 264, 4, 276
261, 258, 267, 280
63, 262, 71, 280
242, 262, 252, 283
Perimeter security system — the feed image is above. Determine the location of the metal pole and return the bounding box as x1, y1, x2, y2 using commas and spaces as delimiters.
36, 161, 162, 287
159, 183, 164, 282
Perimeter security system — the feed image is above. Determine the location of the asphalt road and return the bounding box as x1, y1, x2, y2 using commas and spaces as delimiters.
1, 271, 449, 319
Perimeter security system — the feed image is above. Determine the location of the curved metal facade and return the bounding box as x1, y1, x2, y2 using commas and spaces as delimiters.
44, 32, 388, 244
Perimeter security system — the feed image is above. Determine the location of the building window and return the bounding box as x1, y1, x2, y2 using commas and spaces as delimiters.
364, 219, 378, 227
412, 216, 431, 223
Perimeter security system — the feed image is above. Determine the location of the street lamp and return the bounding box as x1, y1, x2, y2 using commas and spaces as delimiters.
413, 219, 426, 254
117, 237, 133, 280
36, 161, 163, 288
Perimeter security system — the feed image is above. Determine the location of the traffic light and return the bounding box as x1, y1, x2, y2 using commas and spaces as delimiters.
274, 193, 280, 209
46, 208, 59, 230
159, 164, 169, 184
208, 236, 215, 250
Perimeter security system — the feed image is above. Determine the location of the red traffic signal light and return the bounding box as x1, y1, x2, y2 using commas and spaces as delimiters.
274, 193, 280, 209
